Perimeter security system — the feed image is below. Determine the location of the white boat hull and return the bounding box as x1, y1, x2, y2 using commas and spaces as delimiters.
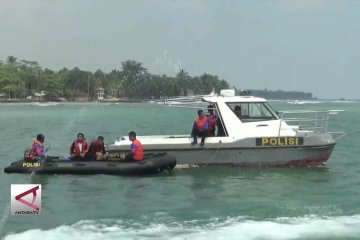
107, 133, 336, 167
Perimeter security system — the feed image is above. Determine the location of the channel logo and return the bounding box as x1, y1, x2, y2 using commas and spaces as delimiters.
11, 184, 41, 215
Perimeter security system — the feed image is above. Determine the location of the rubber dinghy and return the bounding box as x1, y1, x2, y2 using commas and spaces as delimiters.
4, 152, 176, 176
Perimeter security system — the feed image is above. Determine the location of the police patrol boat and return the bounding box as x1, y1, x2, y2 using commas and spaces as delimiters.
108, 89, 345, 167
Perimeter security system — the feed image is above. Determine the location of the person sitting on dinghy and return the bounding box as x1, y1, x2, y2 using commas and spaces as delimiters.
69, 132, 89, 160
207, 105, 217, 137
191, 110, 208, 146
25, 134, 46, 161
88, 136, 109, 161
126, 131, 144, 161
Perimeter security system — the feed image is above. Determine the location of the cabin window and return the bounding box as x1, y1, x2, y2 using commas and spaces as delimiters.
227, 102, 278, 122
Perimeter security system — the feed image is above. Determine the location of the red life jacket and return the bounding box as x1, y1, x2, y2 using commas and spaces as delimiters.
132, 140, 144, 161
25, 140, 44, 161
70, 140, 89, 156
195, 116, 208, 129
91, 140, 105, 153
207, 114, 217, 133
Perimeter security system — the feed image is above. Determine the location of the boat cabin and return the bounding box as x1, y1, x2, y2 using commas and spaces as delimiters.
202, 89, 294, 139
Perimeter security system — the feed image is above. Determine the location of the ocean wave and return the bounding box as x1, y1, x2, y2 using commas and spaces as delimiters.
287, 101, 323, 105
31, 102, 59, 107
286, 100, 359, 105
3, 215, 360, 240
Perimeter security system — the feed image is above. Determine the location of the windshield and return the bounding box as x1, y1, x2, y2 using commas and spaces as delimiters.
227, 102, 278, 122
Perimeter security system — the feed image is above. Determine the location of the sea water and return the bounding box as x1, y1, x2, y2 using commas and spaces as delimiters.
0, 101, 359, 240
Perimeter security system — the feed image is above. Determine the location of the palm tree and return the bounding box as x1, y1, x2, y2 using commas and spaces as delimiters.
176, 69, 191, 96
6, 56, 17, 68
121, 60, 147, 98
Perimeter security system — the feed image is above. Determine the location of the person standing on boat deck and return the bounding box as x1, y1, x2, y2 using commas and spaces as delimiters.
69, 132, 89, 160
126, 131, 144, 161
26, 134, 46, 161
191, 110, 208, 146
207, 105, 217, 137
88, 136, 109, 161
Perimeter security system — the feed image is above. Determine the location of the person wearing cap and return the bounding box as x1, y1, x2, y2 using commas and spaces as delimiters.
125, 131, 144, 161
69, 132, 89, 160
88, 136, 109, 161
25, 134, 46, 161
206, 105, 217, 137
191, 110, 208, 146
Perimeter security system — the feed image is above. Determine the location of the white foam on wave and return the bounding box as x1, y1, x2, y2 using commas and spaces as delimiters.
30, 102, 59, 107
3, 215, 360, 240
287, 101, 322, 105
0, 204, 10, 235
286, 100, 359, 105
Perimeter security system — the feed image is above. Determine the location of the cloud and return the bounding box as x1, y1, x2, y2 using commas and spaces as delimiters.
0, 0, 37, 19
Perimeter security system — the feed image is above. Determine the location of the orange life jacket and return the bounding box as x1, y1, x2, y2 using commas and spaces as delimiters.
132, 140, 144, 161
25, 140, 44, 161
195, 116, 208, 130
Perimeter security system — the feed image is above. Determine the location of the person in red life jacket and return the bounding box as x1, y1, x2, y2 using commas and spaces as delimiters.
88, 136, 109, 161
191, 110, 208, 146
69, 132, 89, 160
26, 134, 46, 161
126, 131, 144, 161
207, 105, 217, 137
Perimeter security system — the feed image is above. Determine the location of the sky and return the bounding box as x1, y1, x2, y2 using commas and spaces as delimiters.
0, 0, 359, 99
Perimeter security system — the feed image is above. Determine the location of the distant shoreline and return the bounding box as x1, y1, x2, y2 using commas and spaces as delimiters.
0, 98, 153, 104
1, 98, 358, 104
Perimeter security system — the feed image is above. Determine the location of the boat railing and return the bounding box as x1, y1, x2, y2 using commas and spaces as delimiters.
277, 110, 344, 135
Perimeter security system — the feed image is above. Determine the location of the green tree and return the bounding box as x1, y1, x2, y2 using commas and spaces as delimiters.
103, 69, 122, 97
18, 60, 42, 96
6, 56, 18, 69
121, 60, 147, 98
0, 57, 232, 101
2, 84, 25, 99
176, 69, 191, 96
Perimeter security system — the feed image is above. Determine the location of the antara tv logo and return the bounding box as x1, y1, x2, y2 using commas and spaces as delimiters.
11, 184, 41, 215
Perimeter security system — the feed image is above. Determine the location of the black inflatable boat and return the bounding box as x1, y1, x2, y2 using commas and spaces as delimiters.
4, 152, 176, 176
